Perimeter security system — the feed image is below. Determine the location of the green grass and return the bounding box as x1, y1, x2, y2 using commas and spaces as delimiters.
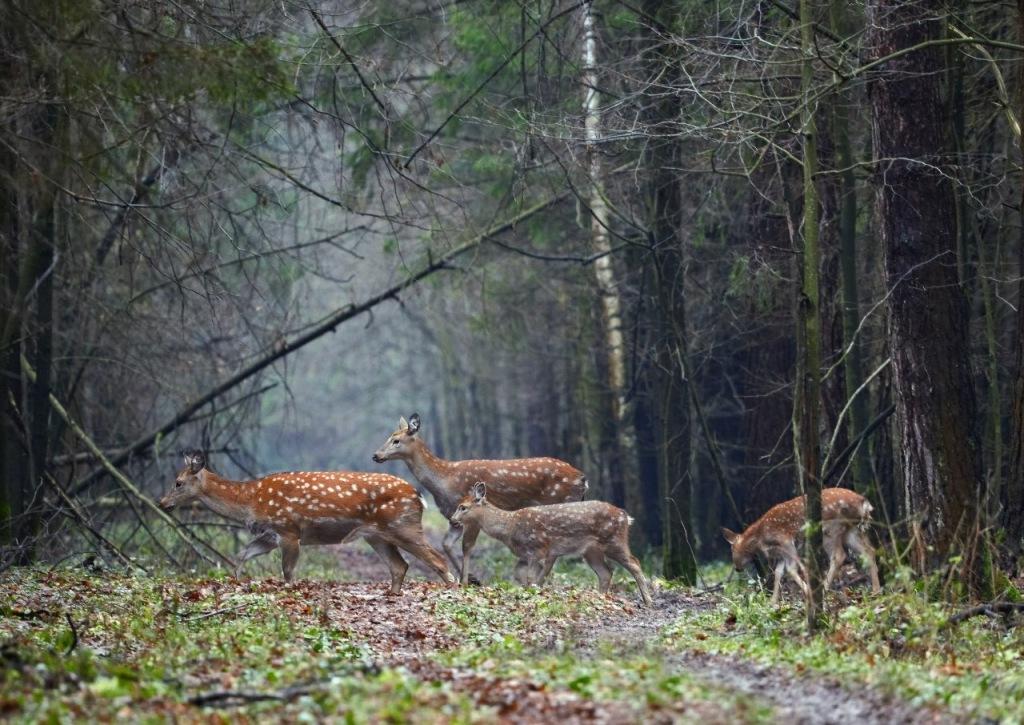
665, 563, 1024, 722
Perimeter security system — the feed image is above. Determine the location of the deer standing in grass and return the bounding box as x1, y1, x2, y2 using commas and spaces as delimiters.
372, 413, 588, 583
721, 487, 881, 605
159, 450, 454, 593
450, 482, 653, 606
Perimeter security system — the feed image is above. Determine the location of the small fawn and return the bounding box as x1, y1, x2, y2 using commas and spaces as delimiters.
450, 482, 653, 606
373, 413, 588, 583
159, 450, 454, 593
721, 487, 881, 605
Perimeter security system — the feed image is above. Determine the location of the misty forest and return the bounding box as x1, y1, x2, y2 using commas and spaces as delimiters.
4, 0, 1024, 721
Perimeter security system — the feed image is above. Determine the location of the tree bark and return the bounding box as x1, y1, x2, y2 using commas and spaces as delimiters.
867, 0, 983, 590
641, 0, 695, 583
582, 0, 634, 508
797, 0, 824, 628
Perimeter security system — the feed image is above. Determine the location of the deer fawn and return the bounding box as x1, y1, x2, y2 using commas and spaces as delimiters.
372, 413, 588, 583
721, 487, 881, 605
159, 450, 454, 593
450, 482, 653, 606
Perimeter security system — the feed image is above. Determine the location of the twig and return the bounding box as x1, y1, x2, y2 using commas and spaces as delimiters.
63, 613, 78, 655
181, 602, 250, 621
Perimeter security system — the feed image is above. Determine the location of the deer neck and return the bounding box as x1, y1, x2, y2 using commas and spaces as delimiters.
465, 503, 516, 545
198, 471, 258, 522
404, 441, 460, 507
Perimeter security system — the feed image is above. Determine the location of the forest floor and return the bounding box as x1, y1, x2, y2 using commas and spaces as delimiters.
1, 526, 1022, 722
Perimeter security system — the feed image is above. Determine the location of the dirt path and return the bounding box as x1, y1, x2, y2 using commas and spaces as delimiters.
578, 589, 958, 725
328, 543, 959, 723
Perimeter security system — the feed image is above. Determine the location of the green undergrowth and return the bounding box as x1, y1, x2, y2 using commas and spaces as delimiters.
0, 569, 480, 722
666, 565, 1024, 722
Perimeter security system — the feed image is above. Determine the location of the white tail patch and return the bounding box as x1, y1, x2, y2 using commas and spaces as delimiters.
419, 494, 428, 510
627, 515, 635, 526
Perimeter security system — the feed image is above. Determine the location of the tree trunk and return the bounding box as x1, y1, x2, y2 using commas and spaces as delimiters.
581, 0, 634, 508
867, 0, 983, 592
640, 0, 695, 583
796, 0, 824, 628
1004, 0, 1024, 551
830, 0, 871, 496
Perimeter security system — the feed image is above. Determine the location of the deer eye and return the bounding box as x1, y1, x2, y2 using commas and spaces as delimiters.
175, 480, 183, 488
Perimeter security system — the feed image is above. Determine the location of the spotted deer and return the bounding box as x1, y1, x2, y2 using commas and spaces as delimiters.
372, 413, 588, 583
159, 450, 454, 593
721, 487, 881, 605
450, 482, 652, 605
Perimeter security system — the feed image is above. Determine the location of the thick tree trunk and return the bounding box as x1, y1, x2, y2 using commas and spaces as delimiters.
867, 0, 983, 590
1005, 0, 1024, 551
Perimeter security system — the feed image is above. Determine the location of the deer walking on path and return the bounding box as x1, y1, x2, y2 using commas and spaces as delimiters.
450, 482, 653, 606
722, 487, 881, 605
373, 414, 587, 583
159, 450, 454, 593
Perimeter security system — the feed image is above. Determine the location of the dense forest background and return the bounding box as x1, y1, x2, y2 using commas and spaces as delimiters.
2, 0, 1020, 597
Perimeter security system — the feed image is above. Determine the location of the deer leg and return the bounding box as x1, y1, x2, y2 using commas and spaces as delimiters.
537, 555, 558, 584
280, 536, 301, 582
459, 524, 481, 585
513, 559, 532, 586
845, 528, 881, 594
393, 528, 456, 585
823, 531, 847, 592
606, 545, 653, 607
442, 523, 464, 572
365, 535, 409, 595
234, 529, 279, 578
583, 547, 613, 593
770, 560, 786, 605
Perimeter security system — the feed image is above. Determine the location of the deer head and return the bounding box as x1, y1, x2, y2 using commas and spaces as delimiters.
372, 413, 421, 462
159, 449, 207, 510
721, 527, 755, 571
450, 481, 488, 526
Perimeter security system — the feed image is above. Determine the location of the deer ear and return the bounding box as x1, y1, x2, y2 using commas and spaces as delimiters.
184, 449, 206, 474
472, 481, 487, 501
398, 416, 409, 431
721, 527, 739, 545
407, 413, 421, 435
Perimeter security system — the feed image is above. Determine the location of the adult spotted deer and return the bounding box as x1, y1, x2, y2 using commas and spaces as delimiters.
450, 482, 652, 605
159, 450, 454, 593
372, 413, 588, 583
721, 487, 881, 605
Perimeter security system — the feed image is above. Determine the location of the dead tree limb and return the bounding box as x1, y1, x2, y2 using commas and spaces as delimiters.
71, 192, 570, 495
21, 355, 228, 568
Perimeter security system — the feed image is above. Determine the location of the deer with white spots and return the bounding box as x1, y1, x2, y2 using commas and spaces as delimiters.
449, 482, 652, 605
159, 450, 454, 593
721, 487, 881, 605
372, 413, 588, 584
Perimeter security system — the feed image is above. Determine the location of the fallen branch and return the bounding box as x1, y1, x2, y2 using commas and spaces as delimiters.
72, 193, 570, 495
188, 684, 313, 707
945, 602, 1024, 627
181, 602, 250, 621
22, 355, 230, 569
42, 472, 142, 573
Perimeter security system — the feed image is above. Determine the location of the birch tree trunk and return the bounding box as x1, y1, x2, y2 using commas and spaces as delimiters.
581, 0, 635, 508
